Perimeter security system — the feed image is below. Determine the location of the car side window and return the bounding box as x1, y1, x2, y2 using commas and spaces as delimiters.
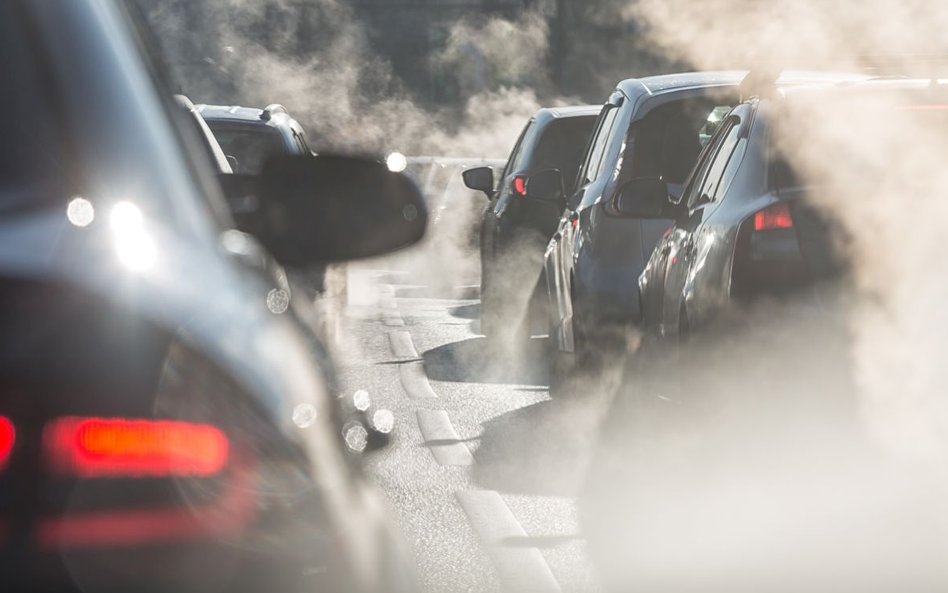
697, 117, 744, 204
501, 121, 533, 181
582, 106, 619, 185
681, 117, 736, 210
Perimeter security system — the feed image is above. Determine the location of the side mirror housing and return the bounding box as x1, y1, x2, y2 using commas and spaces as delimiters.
222, 155, 427, 266
612, 178, 674, 219
524, 169, 565, 207
462, 166, 494, 198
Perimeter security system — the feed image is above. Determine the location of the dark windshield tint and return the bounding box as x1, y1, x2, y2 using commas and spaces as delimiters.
206, 123, 286, 174
530, 116, 597, 189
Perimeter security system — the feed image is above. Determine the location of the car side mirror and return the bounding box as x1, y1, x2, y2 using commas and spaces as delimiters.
462, 166, 494, 198
612, 178, 673, 219
524, 169, 566, 207
221, 154, 427, 266
225, 155, 239, 172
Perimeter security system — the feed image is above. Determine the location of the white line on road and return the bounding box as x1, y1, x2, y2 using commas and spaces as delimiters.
416, 410, 474, 466
382, 310, 406, 327
399, 361, 438, 399
456, 490, 562, 593
388, 330, 419, 359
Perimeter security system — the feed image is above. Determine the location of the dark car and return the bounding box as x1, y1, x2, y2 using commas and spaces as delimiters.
638, 75, 947, 341
463, 106, 599, 340
198, 103, 341, 295
197, 103, 314, 173
0, 1, 425, 592
542, 73, 743, 370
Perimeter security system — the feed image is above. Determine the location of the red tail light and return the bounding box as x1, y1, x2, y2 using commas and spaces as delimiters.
45, 417, 229, 478
753, 202, 793, 231
512, 176, 527, 197
0, 417, 14, 470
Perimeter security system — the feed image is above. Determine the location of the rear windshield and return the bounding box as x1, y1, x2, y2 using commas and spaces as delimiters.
528, 116, 597, 184
206, 123, 286, 174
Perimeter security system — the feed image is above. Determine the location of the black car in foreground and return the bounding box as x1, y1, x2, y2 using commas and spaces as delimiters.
463, 106, 599, 340
0, 1, 424, 592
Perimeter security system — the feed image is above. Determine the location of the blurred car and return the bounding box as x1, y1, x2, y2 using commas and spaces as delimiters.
0, 1, 425, 592
638, 75, 947, 341
462, 106, 599, 339
175, 95, 234, 174
197, 103, 338, 294
197, 103, 314, 173
541, 73, 743, 375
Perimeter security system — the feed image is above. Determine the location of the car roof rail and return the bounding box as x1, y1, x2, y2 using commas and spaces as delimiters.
260, 104, 288, 121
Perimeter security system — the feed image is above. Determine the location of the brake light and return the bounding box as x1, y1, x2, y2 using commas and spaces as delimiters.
753, 202, 793, 231
512, 176, 527, 197
45, 417, 229, 477
0, 417, 14, 470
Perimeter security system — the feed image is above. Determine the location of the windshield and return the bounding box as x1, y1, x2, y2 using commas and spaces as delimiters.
206, 123, 286, 174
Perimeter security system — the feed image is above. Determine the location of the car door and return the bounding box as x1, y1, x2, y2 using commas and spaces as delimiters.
660, 113, 745, 338
547, 98, 621, 347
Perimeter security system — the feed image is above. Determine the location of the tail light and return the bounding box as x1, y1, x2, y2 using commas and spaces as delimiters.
44, 417, 229, 478
512, 175, 527, 197
732, 201, 806, 298
753, 202, 793, 231
0, 417, 14, 470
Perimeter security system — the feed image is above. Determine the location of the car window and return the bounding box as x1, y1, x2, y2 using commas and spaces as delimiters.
208, 123, 286, 174
582, 106, 619, 185
529, 116, 597, 190
502, 120, 533, 181
625, 98, 734, 185
697, 117, 743, 204
681, 116, 737, 209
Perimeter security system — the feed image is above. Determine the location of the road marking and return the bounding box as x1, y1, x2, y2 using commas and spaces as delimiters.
416, 410, 474, 466
399, 361, 437, 399
382, 310, 405, 327
388, 330, 419, 359
456, 490, 562, 593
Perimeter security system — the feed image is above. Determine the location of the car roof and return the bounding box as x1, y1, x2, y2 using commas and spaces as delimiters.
617, 70, 873, 102
542, 105, 602, 118
195, 103, 294, 128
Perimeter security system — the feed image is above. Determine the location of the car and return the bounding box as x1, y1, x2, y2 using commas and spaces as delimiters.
0, 1, 425, 592
196, 103, 314, 173
637, 74, 948, 343
462, 106, 599, 340
541, 73, 743, 376
197, 103, 339, 296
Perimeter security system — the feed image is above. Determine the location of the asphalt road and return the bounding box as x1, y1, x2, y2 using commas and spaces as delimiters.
333, 256, 608, 593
